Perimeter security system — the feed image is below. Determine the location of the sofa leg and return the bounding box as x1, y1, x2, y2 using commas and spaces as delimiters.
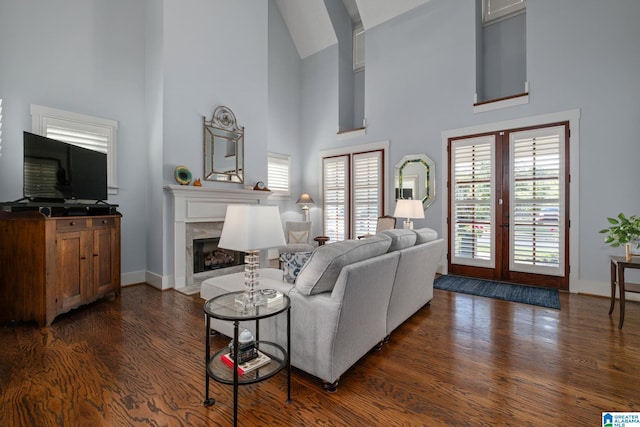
323, 380, 339, 393
383, 334, 390, 344
373, 340, 384, 351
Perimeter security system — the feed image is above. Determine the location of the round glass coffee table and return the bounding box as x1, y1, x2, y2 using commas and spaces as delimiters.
203, 291, 291, 426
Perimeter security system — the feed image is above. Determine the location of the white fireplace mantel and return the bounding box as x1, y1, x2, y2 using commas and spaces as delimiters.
164, 185, 272, 293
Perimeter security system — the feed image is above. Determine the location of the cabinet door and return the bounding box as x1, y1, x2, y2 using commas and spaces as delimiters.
92, 225, 118, 295
56, 229, 91, 311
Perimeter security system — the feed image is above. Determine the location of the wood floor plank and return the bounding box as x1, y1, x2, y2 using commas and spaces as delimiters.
1, 284, 639, 426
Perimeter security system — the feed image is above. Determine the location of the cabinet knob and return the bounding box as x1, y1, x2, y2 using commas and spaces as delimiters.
69, 221, 75, 226
102, 220, 108, 224
94, 253, 99, 257
80, 256, 87, 260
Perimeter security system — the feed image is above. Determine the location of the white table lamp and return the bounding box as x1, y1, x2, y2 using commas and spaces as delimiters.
393, 199, 424, 230
218, 204, 286, 308
296, 193, 315, 222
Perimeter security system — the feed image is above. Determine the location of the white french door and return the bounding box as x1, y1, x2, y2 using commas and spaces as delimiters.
448, 122, 569, 289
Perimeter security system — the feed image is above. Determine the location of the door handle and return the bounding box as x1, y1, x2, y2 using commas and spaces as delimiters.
502, 223, 509, 228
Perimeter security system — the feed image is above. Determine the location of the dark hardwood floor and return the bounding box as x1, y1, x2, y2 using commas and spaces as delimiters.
1, 284, 638, 426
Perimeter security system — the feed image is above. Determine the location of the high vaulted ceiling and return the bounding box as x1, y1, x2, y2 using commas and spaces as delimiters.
275, 0, 430, 59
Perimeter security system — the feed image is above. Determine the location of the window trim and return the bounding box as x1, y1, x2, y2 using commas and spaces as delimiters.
30, 104, 118, 194
320, 140, 389, 241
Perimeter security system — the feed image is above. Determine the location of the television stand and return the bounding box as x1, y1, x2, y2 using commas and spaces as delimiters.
0, 208, 122, 326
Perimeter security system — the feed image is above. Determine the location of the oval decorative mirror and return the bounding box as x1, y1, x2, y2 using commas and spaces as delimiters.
395, 153, 436, 209
203, 106, 244, 183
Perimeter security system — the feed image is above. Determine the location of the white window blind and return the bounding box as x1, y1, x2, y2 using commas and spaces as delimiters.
509, 127, 564, 275
31, 104, 118, 193
267, 153, 290, 198
451, 137, 495, 267
323, 155, 349, 242
353, 151, 382, 238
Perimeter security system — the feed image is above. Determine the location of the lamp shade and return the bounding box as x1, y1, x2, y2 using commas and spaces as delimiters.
393, 199, 425, 219
296, 193, 315, 205
218, 205, 286, 252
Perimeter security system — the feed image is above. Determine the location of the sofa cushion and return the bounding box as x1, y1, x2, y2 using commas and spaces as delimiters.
280, 251, 313, 283
295, 234, 392, 295
381, 229, 417, 251
413, 227, 438, 244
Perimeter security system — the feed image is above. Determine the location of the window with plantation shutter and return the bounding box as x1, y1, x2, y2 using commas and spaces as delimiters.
322, 146, 385, 241
323, 155, 349, 242
353, 151, 382, 238
509, 126, 564, 275
451, 136, 495, 267
31, 104, 118, 193
267, 153, 290, 198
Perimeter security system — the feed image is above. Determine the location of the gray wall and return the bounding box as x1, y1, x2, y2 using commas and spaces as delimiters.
1, 0, 639, 295
298, 0, 640, 292
0, 0, 149, 283
268, 0, 305, 224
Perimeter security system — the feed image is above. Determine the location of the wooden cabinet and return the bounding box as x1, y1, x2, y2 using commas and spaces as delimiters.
0, 210, 121, 326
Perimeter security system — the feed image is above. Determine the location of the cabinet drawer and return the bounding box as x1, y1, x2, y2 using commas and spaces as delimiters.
56, 218, 88, 231
92, 217, 117, 229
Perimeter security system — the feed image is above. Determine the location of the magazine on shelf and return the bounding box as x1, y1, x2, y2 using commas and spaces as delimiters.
220, 350, 271, 375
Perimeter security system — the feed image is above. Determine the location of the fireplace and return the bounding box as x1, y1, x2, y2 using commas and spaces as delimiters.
193, 238, 244, 273
164, 185, 272, 294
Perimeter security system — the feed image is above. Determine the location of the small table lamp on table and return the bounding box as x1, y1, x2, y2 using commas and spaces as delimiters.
296, 193, 315, 222
393, 199, 424, 230
218, 204, 286, 308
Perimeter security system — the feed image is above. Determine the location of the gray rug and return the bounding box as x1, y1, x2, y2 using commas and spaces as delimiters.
434, 275, 561, 309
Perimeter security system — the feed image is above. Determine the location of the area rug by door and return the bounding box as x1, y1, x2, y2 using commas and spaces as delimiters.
434, 275, 561, 309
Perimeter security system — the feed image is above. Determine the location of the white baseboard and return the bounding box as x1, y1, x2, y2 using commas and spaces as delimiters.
121, 270, 146, 287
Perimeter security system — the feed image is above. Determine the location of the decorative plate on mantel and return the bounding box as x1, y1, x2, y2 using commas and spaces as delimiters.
174, 166, 193, 185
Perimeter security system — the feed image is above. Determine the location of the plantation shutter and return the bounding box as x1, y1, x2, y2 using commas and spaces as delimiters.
451, 136, 495, 267
509, 126, 565, 276
323, 155, 349, 242
267, 153, 290, 197
353, 151, 382, 237
44, 125, 109, 154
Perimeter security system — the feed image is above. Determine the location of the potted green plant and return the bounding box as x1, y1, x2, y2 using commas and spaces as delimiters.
599, 212, 640, 261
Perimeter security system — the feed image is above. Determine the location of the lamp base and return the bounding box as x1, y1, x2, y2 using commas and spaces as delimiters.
235, 250, 267, 309
403, 219, 414, 230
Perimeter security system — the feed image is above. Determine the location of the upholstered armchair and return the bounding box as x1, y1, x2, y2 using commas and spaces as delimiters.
278, 221, 314, 255
357, 215, 397, 239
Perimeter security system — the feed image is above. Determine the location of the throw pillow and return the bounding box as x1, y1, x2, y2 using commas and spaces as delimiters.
413, 228, 438, 244
280, 251, 313, 283
295, 234, 392, 295
289, 230, 309, 244
381, 229, 417, 252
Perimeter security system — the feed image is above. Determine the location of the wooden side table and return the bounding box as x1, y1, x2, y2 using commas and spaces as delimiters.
314, 236, 330, 246
609, 256, 640, 328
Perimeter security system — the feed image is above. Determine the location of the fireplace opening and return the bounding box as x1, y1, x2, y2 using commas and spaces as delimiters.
193, 237, 245, 274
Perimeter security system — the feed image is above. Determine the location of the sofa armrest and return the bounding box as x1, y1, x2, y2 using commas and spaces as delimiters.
285, 251, 400, 383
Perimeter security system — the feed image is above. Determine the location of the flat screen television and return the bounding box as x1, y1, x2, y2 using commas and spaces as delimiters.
23, 131, 108, 202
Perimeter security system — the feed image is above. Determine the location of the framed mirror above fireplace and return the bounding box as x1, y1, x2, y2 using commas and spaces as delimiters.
203, 106, 244, 183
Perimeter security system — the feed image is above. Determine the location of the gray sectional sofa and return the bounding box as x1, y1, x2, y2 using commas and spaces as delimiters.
200, 228, 444, 391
